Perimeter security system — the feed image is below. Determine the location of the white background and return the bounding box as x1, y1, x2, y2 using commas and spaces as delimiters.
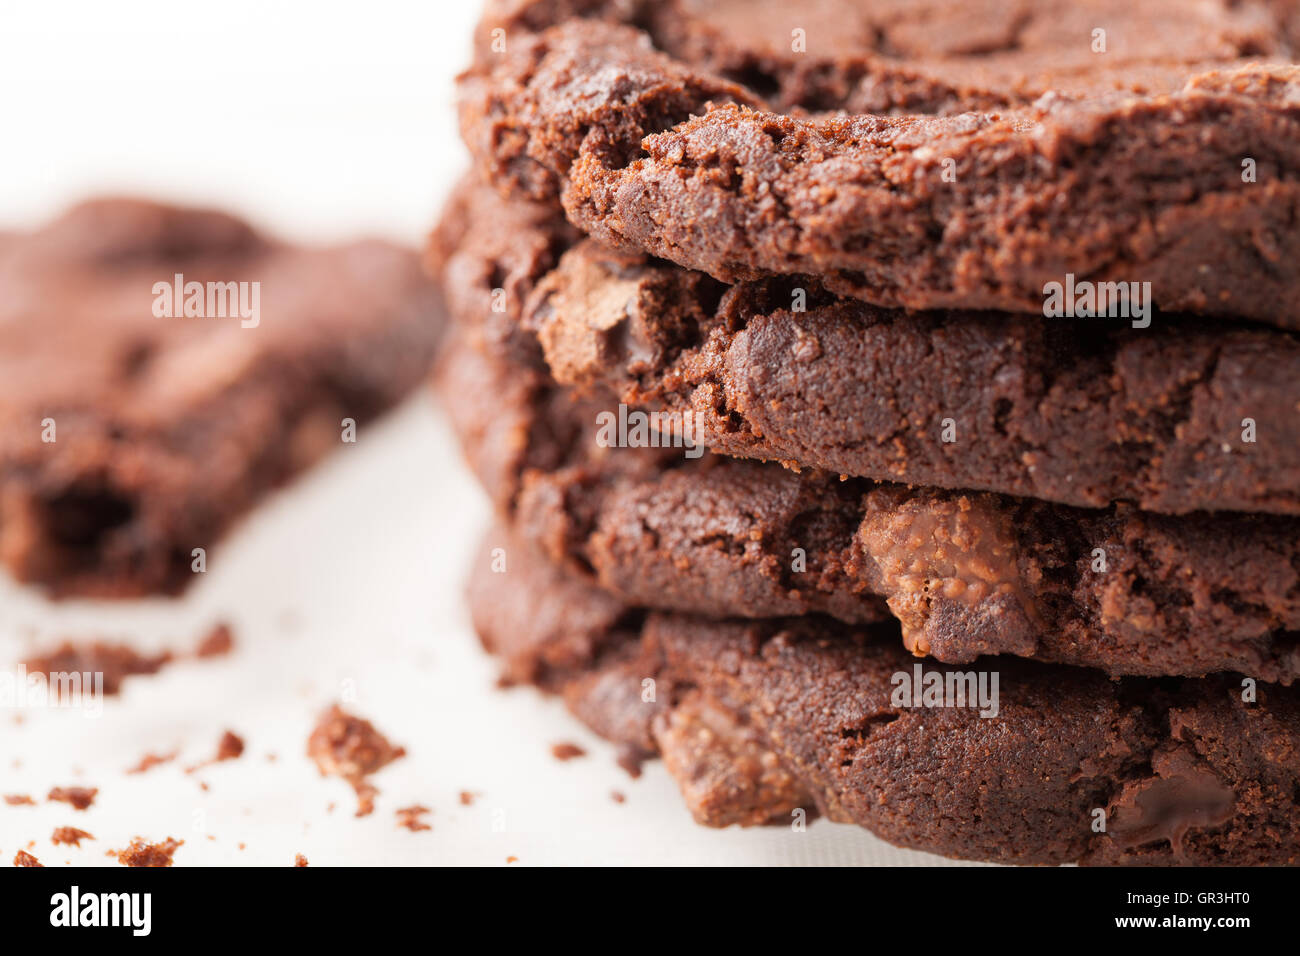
0, 1, 971, 866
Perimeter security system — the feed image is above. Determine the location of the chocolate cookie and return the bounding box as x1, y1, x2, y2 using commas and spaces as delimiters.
460, 19, 1300, 327
468, 528, 1300, 866
439, 334, 1300, 682
0, 198, 442, 596
434, 181, 1300, 516
475, 0, 1297, 113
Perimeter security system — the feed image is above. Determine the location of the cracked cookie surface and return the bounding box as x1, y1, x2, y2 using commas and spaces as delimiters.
461, 17, 1300, 327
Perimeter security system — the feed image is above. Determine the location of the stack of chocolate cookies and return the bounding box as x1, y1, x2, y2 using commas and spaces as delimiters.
431, 0, 1300, 865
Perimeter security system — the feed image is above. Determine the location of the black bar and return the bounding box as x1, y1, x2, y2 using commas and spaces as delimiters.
0, 864, 1288, 941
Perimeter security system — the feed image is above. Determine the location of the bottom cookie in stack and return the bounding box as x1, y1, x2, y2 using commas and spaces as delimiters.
466, 527, 1300, 867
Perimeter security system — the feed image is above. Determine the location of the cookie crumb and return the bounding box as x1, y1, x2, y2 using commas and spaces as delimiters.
3, 794, 35, 806
616, 745, 649, 778
51, 826, 94, 847
396, 805, 432, 832
112, 837, 182, 867
187, 730, 245, 773
126, 751, 177, 774
294, 854, 308, 867
13, 850, 42, 867
194, 623, 235, 658
217, 731, 244, 759
611, 791, 626, 804
550, 742, 586, 761
506, 855, 519, 864
458, 790, 477, 806
23, 642, 171, 695
48, 786, 97, 810
307, 705, 405, 817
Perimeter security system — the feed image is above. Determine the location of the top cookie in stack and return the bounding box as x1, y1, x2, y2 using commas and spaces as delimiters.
434, 0, 1300, 865
462, 0, 1300, 325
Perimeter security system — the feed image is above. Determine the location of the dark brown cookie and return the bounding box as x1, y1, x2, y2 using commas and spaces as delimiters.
439, 333, 1300, 682
475, 0, 1297, 113
460, 19, 1300, 327
0, 198, 442, 597
468, 527, 1300, 866
434, 180, 1300, 516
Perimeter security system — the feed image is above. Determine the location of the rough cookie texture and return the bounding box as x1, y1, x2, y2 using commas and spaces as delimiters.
468, 529, 1300, 866
0, 198, 442, 596
440, 335, 1300, 682
427, 182, 577, 372
475, 0, 1298, 113
435, 182, 1300, 515
459, 19, 761, 204
461, 20, 1300, 327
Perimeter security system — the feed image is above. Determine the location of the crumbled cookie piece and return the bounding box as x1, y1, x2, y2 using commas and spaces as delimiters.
47, 786, 97, 810
126, 751, 176, 774
550, 742, 585, 761
307, 705, 406, 817
23, 642, 171, 695
194, 623, 235, 658
51, 827, 94, 847
396, 805, 432, 832
112, 837, 182, 867
187, 730, 245, 773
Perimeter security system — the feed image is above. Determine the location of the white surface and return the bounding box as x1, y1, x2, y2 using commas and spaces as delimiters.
0, 1, 976, 866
